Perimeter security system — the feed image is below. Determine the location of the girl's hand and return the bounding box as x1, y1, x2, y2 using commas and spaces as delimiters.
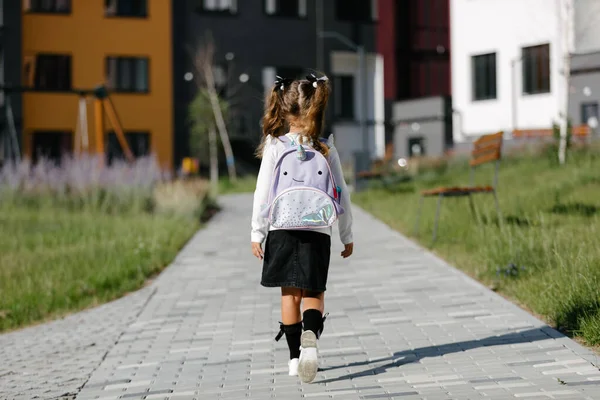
341, 243, 354, 258
251, 242, 264, 260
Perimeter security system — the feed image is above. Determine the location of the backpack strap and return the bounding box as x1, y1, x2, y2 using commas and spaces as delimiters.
281, 134, 304, 147
319, 134, 335, 149
279, 133, 334, 148
277, 135, 291, 145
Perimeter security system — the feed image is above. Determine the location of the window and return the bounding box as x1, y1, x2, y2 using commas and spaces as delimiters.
336, 0, 376, 21
522, 44, 550, 95
106, 57, 149, 93
265, 0, 307, 18
106, 131, 150, 164
408, 137, 425, 157
581, 102, 598, 125
472, 53, 497, 101
31, 131, 73, 164
24, 0, 71, 13
34, 54, 72, 91
105, 0, 147, 17
334, 75, 355, 119
198, 0, 237, 14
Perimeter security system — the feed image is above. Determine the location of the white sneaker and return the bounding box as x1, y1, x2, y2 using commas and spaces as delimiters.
298, 331, 318, 383
288, 358, 299, 376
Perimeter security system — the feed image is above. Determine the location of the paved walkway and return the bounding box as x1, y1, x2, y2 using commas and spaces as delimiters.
3, 194, 600, 400
0, 284, 152, 400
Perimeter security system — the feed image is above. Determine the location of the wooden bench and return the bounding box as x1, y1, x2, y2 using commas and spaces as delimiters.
513, 125, 590, 138
414, 131, 503, 243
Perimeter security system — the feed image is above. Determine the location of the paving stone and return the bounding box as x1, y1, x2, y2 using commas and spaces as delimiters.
2, 194, 597, 399
0, 286, 153, 400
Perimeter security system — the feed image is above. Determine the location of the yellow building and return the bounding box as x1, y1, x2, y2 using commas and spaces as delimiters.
21, 0, 173, 168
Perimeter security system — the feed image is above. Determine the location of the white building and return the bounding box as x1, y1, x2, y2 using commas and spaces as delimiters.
329, 51, 385, 164
450, 0, 600, 142
569, 0, 600, 130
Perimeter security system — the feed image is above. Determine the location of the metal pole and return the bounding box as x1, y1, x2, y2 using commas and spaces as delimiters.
433, 194, 443, 243
80, 97, 89, 150
414, 195, 424, 236
358, 45, 369, 157
94, 98, 105, 163
6, 96, 21, 163
452, 109, 464, 141
75, 96, 89, 153
75, 100, 81, 153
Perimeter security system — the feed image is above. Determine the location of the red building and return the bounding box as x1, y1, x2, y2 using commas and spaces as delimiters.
377, 0, 453, 158
378, 0, 451, 100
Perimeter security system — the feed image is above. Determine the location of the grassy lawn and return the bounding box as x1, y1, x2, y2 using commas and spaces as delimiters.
0, 206, 198, 332
354, 146, 600, 346
0, 157, 208, 332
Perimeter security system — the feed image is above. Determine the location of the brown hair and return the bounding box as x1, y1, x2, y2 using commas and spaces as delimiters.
256, 74, 331, 158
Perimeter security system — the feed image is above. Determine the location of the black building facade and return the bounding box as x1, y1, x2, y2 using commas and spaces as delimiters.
172, 0, 378, 170
0, 0, 22, 163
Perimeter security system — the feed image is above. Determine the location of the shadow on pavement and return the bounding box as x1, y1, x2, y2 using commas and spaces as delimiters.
315, 327, 562, 384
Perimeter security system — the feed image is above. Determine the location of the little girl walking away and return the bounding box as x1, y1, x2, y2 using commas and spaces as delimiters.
251, 73, 354, 383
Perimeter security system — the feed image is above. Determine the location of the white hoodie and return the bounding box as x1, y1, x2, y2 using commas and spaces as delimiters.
250, 133, 354, 245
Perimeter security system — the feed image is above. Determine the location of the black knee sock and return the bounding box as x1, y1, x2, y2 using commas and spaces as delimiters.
303, 309, 323, 338
276, 322, 302, 359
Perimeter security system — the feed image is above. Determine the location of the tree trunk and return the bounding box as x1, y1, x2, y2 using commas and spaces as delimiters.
203, 63, 237, 182
558, 56, 570, 165
209, 125, 219, 195
558, 0, 573, 165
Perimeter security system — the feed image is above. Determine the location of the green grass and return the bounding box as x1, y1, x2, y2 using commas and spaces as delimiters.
219, 176, 257, 194
0, 204, 199, 332
354, 146, 600, 346
0, 156, 209, 332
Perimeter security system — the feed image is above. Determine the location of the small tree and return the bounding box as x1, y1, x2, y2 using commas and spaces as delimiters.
190, 32, 237, 182
545, 120, 574, 165
188, 89, 229, 193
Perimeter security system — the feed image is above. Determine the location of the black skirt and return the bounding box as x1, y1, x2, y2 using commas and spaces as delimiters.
261, 230, 332, 292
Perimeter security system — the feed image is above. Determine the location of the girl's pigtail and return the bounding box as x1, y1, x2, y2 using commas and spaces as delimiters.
304, 76, 331, 157
256, 87, 286, 158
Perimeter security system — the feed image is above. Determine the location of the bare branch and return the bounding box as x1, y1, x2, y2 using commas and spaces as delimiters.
188, 30, 237, 181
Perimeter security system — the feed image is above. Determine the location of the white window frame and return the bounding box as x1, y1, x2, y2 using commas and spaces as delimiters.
299, 0, 307, 17
371, 0, 378, 21
203, 0, 237, 13
266, 0, 276, 14
105, 0, 146, 17
265, 0, 307, 17
334, 75, 356, 119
